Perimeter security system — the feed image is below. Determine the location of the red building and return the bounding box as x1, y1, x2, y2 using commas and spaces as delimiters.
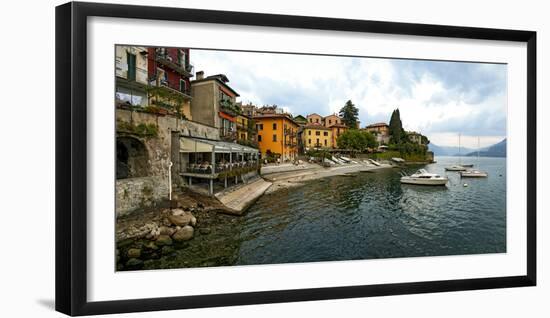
147, 47, 194, 118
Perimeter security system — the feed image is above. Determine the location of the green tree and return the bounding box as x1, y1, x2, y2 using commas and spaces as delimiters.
389, 108, 406, 144
337, 130, 377, 154
339, 100, 360, 128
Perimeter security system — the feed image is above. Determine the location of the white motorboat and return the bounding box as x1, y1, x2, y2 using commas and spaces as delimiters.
400, 169, 448, 186
460, 169, 488, 178
445, 164, 467, 171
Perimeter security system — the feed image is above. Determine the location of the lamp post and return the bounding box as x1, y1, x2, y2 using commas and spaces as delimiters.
168, 161, 173, 201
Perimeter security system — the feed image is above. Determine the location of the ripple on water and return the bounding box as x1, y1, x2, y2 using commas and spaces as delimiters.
147, 157, 506, 269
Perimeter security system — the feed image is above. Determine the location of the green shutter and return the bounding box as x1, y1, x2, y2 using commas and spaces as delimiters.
127, 52, 136, 81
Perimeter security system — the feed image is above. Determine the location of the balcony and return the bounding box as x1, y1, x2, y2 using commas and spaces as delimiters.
284, 128, 297, 136
219, 128, 237, 141
153, 79, 192, 99
236, 122, 248, 130
155, 50, 194, 77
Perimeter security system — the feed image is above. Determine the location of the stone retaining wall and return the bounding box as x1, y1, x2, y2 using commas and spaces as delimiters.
116, 109, 220, 216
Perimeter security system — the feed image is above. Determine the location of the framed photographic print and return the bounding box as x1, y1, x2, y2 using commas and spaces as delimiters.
55, 1, 536, 316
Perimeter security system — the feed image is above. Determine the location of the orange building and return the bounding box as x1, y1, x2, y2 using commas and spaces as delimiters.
329, 123, 348, 149
254, 114, 299, 161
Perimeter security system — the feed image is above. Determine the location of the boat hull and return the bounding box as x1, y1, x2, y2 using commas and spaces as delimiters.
460, 172, 488, 178
445, 166, 466, 171
400, 177, 448, 186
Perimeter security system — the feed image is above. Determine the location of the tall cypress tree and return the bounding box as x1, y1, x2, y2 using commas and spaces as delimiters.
339, 100, 359, 128
389, 108, 405, 144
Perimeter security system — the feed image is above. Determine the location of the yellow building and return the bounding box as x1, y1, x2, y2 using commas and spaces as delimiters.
236, 114, 250, 142
329, 123, 348, 149
254, 114, 299, 161
303, 124, 333, 150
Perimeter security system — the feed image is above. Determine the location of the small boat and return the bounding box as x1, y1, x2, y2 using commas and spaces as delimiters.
461, 164, 474, 168
400, 169, 448, 186
460, 169, 488, 178
445, 164, 467, 171
445, 133, 467, 171
460, 137, 488, 178
368, 159, 381, 166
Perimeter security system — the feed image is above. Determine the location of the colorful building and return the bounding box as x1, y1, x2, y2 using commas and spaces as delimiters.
407, 131, 425, 145
190, 72, 241, 141
303, 123, 333, 150
364, 122, 390, 145
306, 113, 323, 125
330, 123, 348, 149
323, 114, 342, 127
147, 47, 194, 118
115, 46, 149, 107
254, 114, 299, 161
236, 114, 253, 143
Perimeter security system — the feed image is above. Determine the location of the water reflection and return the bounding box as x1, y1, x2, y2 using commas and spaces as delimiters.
145, 156, 506, 269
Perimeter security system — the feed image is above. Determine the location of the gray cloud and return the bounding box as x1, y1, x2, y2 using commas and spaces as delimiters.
190, 49, 507, 146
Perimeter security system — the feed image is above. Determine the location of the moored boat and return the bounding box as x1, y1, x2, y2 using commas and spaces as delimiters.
460, 169, 488, 178
400, 169, 448, 186
445, 164, 467, 171
460, 137, 488, 178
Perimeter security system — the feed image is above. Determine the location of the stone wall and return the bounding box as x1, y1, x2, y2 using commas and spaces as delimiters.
116, 109, 220, 216
116, 176, 168, 216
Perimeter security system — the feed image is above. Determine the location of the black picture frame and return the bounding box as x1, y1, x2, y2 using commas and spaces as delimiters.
55, 1, 537, 316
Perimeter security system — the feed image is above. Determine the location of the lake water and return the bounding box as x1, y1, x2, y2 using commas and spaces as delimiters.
144, 156, 506, 269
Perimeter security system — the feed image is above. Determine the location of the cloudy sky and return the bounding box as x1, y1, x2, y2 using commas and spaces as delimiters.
191, 49, 507, 148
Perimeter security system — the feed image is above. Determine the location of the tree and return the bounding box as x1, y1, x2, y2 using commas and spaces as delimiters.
389, 108, 406, 144
337, 130, 377, 154
339, 100, 359, 128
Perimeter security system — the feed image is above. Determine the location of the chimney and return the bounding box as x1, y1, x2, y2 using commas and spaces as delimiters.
196, 71, 204, 80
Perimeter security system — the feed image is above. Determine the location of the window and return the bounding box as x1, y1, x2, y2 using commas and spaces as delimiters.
316, 138, 319, 145
257, 124, 263, 130
273, 134, 277, 142
316, 131, 320, 136
329, 119, 332, 124
323, 131, 328, 136
179, 79, 187, 92
273, 123, 277, 130
258, 135, 262, 142
316, 119, 319, 123
126, 52, 136, 81
308, 130, 311, 135
324, 140, 327, 146
308, 139, 311, 145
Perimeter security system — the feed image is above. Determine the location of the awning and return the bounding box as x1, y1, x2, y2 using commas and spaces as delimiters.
179, 137, 259, 154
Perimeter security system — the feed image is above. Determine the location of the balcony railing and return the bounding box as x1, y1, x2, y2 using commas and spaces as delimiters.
219, 128, 237, 141
236, 122, 248, 130
153, 79, 192, 98
186, 161, 260, 174
155, 50, 194, 77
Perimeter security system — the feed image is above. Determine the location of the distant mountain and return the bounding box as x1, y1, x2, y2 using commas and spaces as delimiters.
429, 144, 476, 157
465, 139, 506, 157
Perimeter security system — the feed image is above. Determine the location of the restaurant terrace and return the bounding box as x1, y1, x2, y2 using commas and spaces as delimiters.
179, 137, 260, 194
